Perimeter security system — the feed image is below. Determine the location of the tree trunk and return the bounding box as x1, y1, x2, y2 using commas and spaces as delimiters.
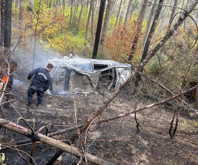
100, 0, 115, 45
0, 0, 5, 46
48, 0, 52, 8
142, 0, 164, 62
143, 0, 157, 48
75, 0, 85, 35
4, 0, 12, 49
75, 0, 198, 144
29, 0, 34, 11
19, 0, 24, 21
91, 0, 95, 43
135, 0, 164, 88
118, 0, 126, 26
130, 0, 137, 18
32, 0, 41, 69
62, 0, 65, 15
85, 1, 91, 40
56, 0, 60, 8
15, 0, 19, 18
128, 0, 148, 61
168, 0, 179, 30
154, 0, 172, 40
71, 0, 80, 31
92, 0, 106, 59
114, 0, 122, 30
69, 0, 74, 28
123, 0, 133, 28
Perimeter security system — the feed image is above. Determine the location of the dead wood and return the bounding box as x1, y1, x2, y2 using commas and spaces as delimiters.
141, 71, 198, 115
45, 150, 64, 165
169, 107, 181, 139
49, 85, 198, 143
70, 0, 198, 143
0, 118, 115, 165
96, 84, 198, 123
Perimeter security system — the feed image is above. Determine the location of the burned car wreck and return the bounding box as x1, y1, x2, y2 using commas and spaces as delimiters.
48, 56, 131, 94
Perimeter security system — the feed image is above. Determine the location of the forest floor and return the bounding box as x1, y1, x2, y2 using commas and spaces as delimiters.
0, 68, 198, 165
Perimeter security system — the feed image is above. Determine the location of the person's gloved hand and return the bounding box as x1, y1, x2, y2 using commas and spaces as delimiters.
45, 89, 51, 95
44, 87, 48, 92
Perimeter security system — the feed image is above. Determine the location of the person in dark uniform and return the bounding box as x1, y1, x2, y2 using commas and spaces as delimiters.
27, 63, 53, 107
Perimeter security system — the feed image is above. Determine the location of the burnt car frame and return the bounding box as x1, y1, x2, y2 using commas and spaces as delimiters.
48, 57, 131, 95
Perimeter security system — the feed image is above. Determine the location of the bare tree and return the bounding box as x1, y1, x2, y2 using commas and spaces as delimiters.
75, 0, 85, 35
114, 0, 123, 31
118, 0, 126, 26
168, 0, 179, 30
0, 0, 5, 46
135, 0, 164, 88
123, 0, 133, 28
4, 0, 12, 49
92, 0, 106, 59
75, 0, 198, 143
71, 0, 80, 31
154, 0, 173, 40
143, 0, 157, 48
19, 0, 24, 24
100, 0, 115, 45
15, 0, 19, 18
128, 0, 148, 61
32, 0, 41, 69
85, 1, 91, 40
29, 0, 34, 11
48, 0, 52, 8
69, 0, 74, 28
91, 0, 95, 42
130, 0, 137, 18
62, 0, 66, 15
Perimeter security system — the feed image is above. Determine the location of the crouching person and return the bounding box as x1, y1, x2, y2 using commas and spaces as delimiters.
27, 63, 53, 107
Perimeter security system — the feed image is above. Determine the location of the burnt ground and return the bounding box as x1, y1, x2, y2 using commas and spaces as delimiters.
0, 71, 198, 165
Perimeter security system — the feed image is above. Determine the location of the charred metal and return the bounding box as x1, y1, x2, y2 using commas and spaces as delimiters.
48, 57, 131, 94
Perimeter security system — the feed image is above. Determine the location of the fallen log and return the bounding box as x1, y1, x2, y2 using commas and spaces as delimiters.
0, 118, 115, 165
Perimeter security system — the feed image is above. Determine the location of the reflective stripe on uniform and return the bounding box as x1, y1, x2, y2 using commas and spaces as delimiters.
38, 73, 47, 80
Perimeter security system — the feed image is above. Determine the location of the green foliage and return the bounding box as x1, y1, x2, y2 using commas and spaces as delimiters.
22, 0, 29, 9
186, 64, 198, 82
105, 15, 143, 64
34, 0, 47, 12
46, 32, 88, 54
146, 58, 161, 76
181, 120, 198, 132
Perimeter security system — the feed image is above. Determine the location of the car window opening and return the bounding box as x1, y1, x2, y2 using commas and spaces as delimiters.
94, 64, 108, 70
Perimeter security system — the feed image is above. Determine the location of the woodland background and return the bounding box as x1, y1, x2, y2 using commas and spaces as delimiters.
1, 0, 197, 101
0, 0, 198, 164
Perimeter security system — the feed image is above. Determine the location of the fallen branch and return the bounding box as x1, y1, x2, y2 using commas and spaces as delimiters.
0, 118, 115, 165
96, 85, 198, 123
70, 0, 197, 143
47, 86, 198, 138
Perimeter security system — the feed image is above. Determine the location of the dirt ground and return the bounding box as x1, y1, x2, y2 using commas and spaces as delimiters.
0, 70, 198, 165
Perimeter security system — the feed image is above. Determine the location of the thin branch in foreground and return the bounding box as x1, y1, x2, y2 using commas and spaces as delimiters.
96, 85, 198, 124
73, 0, 198, 144
0, 118, 115, 165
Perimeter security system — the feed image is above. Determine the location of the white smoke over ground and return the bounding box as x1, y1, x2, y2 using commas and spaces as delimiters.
12, 41, 65, 89
14, 41, 63, 72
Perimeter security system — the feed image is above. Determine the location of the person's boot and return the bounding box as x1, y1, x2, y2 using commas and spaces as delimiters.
37, 103, 42, 108
27, 102, 33, 108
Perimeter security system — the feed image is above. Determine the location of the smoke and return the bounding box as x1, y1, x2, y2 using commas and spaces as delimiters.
13, 41, 63, 72
12, 41, 65, 90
